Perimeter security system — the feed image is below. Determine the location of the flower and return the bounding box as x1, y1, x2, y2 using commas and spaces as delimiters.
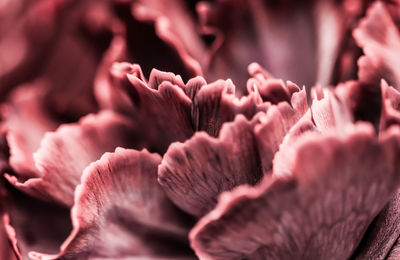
1, 0, 400, 259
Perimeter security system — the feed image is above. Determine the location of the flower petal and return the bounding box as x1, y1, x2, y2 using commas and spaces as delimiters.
1, 82, 58, 179
190, 124, 400, 259
353, 1, 400, 89
352, 189, 400, 259
159, 114, 263, 217
6, 110, 140, 206
381, 79, 400, 130
387, 236, 400, 260
254, 85, 308, 173
131, 0, 206, 76
124, 66, 194, 153
192, 78, 266, 137
30, 148, 193, 259
3, 188, 71, 259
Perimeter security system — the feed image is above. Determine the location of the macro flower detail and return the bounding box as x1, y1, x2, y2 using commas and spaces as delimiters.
2, 0, 400, 260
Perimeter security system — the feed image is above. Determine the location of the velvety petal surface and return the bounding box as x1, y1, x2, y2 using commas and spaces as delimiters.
190, 124, 400, 259
30, 148, 193, 260
159, 114, 263, 217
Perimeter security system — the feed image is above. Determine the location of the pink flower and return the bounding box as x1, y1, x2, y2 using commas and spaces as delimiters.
1, 0, 400, 259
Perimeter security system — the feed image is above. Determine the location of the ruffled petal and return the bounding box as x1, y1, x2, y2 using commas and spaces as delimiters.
353, 1, 400, 89
30, 148, 193, 260
124, 65, 194, 153
190, 124, 400, 259
192, 78, 266, 137
158, 114, 263, 217
254, 84, 308, 173
5, 111, 140, 206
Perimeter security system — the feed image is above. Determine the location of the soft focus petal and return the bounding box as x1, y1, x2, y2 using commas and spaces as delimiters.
353, 1, 400, 89
190, 124, 400, 259
131, 0, 206, 76
1, 82, 58, 179
5, 111, 140, 206
30, 148, 193, 259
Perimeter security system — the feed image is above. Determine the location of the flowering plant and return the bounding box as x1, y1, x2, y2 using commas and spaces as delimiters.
1, 0, 400, 259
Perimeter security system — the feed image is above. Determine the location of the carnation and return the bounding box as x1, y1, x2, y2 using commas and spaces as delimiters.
1, 0, 400, 259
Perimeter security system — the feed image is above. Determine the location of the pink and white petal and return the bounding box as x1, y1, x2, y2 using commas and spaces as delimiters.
254, 87, 308, 173
30, 148, 193, 260
190, 124, 400, 259
158, 114, 263, 217
6, 110, 141, 206
1, 82, 59, 179
353, 1, 400, 89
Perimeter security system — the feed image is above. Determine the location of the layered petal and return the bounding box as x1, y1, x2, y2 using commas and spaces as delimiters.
254, 83, 308, 173
159, 114, 263, 217
123, 64, 193, 153
5, 110, 140, 206
192, 78, 266, 137
190, 124, 400, 259
30, 148, 193, 259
